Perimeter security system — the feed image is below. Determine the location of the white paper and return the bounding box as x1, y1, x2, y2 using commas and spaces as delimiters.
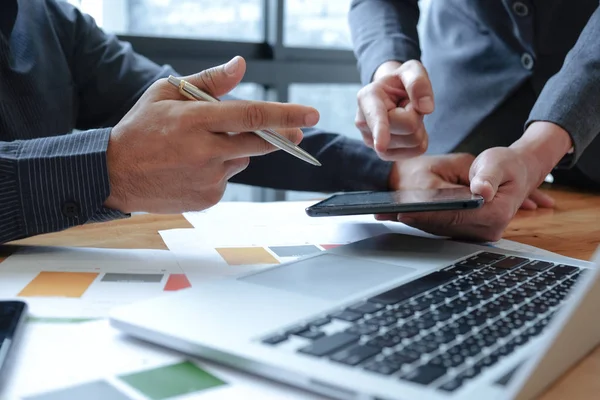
0, 247, 188, 319
183, 200, 383, 228
2, 320, 324, 400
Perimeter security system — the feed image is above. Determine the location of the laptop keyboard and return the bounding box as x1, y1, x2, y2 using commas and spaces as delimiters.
260, 251, 584, 392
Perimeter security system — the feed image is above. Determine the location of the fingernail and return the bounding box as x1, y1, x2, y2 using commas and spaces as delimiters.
304, 112, 319, 126
224, 56, 239, 75
418, 96, 434, 113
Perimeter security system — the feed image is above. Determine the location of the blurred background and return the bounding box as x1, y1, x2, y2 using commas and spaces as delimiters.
66, 0, 430, 202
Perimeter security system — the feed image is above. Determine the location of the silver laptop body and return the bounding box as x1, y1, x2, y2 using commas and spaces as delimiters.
110, 234, 599, 400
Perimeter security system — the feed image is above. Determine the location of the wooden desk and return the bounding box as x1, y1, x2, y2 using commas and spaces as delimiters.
7, 187, 600, 399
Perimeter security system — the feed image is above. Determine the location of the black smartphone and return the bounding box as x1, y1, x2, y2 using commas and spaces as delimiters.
305, 187, 484, 217
0, 301, 27, 380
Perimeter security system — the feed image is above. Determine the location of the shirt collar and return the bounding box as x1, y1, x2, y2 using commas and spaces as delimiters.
0, 0, 19, 38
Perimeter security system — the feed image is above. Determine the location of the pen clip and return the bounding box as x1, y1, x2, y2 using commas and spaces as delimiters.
178, 80, 198, 101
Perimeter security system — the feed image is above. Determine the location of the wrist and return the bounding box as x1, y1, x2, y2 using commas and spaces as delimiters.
373, 60, 403, 82
510, 121, 573, 185
103, 129, 130, 213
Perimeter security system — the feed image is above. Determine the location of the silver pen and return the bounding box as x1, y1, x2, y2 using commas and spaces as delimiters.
167, 75, 321, 167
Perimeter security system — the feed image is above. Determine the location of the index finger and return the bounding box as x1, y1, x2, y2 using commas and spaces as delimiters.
357, 89, 391, 152
182, 100, 320, 133
397, 60, 434, 114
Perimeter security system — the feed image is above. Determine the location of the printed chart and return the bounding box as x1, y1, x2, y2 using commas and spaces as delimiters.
5, 320, 322, 400
0, 247, 191, 319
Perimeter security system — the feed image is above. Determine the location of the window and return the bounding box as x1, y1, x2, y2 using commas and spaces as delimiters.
289, 83, 361, 140
284, 0, 352, 49
67, 0, 264, 42
128, 0, 264, 42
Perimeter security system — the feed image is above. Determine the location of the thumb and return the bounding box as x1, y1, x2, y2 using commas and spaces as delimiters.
469, 156, 505, 202
184, 56, 246, 98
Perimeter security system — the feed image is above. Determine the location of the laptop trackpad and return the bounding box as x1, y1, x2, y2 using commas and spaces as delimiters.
240, 253, 415, 301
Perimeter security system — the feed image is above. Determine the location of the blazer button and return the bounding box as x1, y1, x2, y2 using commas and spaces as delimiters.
62, 201, 81, 218
521, 53, 534, 70
512, 2, 529, 17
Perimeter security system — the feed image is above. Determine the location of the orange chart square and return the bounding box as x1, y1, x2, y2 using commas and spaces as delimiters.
18, 271, 98, 298
215, 247, 279, 266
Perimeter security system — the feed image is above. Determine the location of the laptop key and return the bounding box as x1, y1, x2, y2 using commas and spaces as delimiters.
523, 260, 554, 272
346, 323, 380, 336
261, 334, 288, 345
298, 330, 325, 340
477, 252, 505, 261
366, 316, 397, 327
348, 302, 385, 315
330, 344, 381, 366
551, 265, 579, 277
364, 361, 403, 375
330, 310, 362, 322
308, 317, 331, 327
287, 325, 309, 336
368, 271, 457, 305
492, 256, 529, 270
482, 266, 507, 276
514, 268, 536, 277
438, 377, 465, 392
402, 365, 447, 385
299, 332, 360, 357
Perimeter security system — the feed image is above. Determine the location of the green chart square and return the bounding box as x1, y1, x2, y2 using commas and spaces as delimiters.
119, 361, 226, 400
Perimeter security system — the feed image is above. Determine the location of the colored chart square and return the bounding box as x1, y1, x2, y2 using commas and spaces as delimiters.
268, 245, 321, 258
23, 380, 131, 400
164, 274, 192, 291
215, 247, 279, 266
18, 272, 98, 298
119, 361, 226, 400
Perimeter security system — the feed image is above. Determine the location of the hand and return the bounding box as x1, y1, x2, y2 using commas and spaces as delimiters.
104, 56, 320, 213
355, 60, 433, 160
387, 153, 474, 191
385, 152, 549, 210
395, 145, 558, 242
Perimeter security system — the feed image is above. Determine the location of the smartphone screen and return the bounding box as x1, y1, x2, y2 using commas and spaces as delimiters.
0, 301, 27, 374
305, 187, 484, 217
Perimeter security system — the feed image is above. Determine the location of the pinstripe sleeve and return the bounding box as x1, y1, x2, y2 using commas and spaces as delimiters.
0, 128, 125, 244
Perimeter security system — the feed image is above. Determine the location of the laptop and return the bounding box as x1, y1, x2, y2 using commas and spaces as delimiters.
109, 233, 600, 400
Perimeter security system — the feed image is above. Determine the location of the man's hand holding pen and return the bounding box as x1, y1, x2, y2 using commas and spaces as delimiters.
104, 56, 320, 214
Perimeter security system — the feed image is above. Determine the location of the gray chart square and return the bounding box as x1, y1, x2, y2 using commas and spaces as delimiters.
101, 273, 163, 283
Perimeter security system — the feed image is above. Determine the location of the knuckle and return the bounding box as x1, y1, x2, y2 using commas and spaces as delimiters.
282, 108, 298, 128
355, 117, 369, 130
199, 68, 219, 92
237, 156, 251, 171
357, 85, 372, 100
243, 104, 266, 130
